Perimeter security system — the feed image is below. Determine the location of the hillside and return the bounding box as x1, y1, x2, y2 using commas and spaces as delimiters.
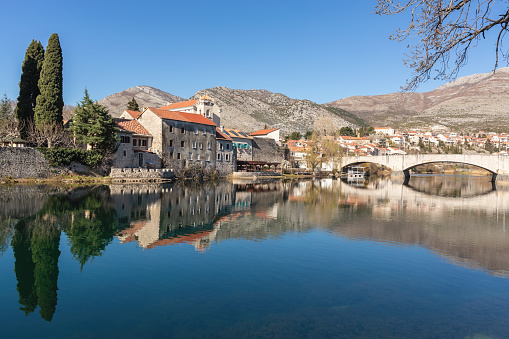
98, 86, 185, 118
192, 87, 362, 134
100, 86, 364, 134
324, 67, 509, 131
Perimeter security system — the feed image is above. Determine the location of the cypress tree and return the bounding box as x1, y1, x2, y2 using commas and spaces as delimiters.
126, 97, 139, 111
14, 40, 44, 139
34, 33, 63, 127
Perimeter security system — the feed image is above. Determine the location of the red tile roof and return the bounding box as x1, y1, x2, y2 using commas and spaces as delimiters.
124, 110, 142, 119
147, 107, 216, 126
159, 99, 197, 110
216, 128, 232, 141
115, 118, 151, 136
250, 128, 278, 136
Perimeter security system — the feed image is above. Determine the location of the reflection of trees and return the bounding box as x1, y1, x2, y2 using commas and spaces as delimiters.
8, 186, 119, 321
11, 219, 37, 316
31, 219, 60, 321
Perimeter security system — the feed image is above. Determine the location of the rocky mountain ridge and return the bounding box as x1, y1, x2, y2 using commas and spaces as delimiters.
99, 86, 362, 135
98, 86, 185, 118
324, 67, 509, 131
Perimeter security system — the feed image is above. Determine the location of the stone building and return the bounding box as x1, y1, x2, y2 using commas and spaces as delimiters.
159, 95, 221, 126
222, 128, 253, 161
216, 127, 236, 176
137, 108, 217, 172
113, 119, 161, 169
250, 128, 281, 145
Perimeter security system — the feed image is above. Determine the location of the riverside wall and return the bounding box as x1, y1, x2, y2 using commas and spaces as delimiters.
0, 147, 51, 179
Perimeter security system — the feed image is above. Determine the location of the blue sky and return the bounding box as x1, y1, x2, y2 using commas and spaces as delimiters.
0, 0, 500, 106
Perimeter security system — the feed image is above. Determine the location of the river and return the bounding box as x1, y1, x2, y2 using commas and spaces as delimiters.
0, 176, 508, 338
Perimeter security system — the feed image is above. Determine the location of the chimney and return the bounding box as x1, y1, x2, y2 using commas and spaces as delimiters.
220, 126, 225, 133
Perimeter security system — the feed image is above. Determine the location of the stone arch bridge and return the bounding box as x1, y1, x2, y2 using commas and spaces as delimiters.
340, 154, 509, 182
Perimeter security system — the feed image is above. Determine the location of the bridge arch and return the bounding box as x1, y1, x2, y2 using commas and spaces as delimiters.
339, 154, 509, 182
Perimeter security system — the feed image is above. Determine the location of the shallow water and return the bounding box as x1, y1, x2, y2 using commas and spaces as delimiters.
0, 176, 508, 338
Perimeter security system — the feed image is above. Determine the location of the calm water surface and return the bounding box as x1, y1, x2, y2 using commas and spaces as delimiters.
0, 176, 508, 338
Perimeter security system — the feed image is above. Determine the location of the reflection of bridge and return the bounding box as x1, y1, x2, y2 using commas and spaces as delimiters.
341, 154, 509, 181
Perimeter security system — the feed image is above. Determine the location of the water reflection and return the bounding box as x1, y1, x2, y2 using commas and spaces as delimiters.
1, 176, 509, 321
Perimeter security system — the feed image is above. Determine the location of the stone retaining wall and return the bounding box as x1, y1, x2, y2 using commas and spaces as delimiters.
0, 147, 51, 179
110, 168, 175, 181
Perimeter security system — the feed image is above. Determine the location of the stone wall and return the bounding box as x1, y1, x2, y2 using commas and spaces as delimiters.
110, 168, 175, 181
0, 147, 51, 179
252, 138, 286, 163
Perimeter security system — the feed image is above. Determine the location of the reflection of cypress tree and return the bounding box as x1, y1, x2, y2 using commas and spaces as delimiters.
11, 220, 37, 316
31, 222, 61, 322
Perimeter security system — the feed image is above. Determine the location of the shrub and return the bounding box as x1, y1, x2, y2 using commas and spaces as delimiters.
37, 147, 104, 168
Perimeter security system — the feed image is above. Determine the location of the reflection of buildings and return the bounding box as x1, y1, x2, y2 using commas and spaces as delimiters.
112, 183, 236, 252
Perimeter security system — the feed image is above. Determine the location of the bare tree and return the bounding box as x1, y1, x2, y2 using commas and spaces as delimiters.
0, 117, 20, 146
375, 1, 509, 90
25, 120, 73, 148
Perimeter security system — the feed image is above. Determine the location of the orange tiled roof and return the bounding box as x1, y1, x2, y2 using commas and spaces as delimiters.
115, 118, 151, 136
216, 128, 232, 141
124, 110, 142, 119
250, 128, 278, 136
147, 108, 216, 126
223, 128, 253, 139
159, 99, 198, 110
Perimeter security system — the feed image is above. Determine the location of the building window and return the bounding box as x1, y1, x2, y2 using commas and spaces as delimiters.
181, 127, 185, 134
203, 129, 206, 135
207, 154, 210, 162
177, 153, 181, 159
181, 141, 185, 147
206, 109, 210, 117
194, 128, 198, 135
141, 139, 147, 147
169, 125, 174, 133
207, 141, 211, 150
192, 141, 197, 149
226, 143, 230, 150
123, 150, 127, 157
169, 140, 173, 147
199, 142, 203, 150
121, 136, 130, 143
220, 143, 223, 150
133, 139, 138, 147
226, 154, 230, 161
170, 151, 173, 159
217, 153, 221, 161
197, 154, 200, 161
189, 153, 193, 160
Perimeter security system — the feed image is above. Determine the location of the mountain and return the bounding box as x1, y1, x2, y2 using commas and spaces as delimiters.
100, 86, 364, 134
98, 86, 186, 118
324, 67, 509, 131
191, 87, 362, 134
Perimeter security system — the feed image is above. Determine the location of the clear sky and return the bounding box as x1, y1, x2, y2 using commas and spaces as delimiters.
0, 0, 500, 106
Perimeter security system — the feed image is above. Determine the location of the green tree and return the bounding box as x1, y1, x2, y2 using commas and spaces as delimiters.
288, 131, 302, 140
126, 97, 139, 111
339, 126, 355, 136
0, 92, 13, 118
14, 40, 44, 139
304, 130, 313, 140
71, 89, 118, 153
34, 33, 63, 127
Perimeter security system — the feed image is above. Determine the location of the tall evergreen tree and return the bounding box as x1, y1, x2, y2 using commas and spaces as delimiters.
71, 89, 118, 152
14, 40, 44, 139
34, 33, 63, 127
126, 97, 139, 111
